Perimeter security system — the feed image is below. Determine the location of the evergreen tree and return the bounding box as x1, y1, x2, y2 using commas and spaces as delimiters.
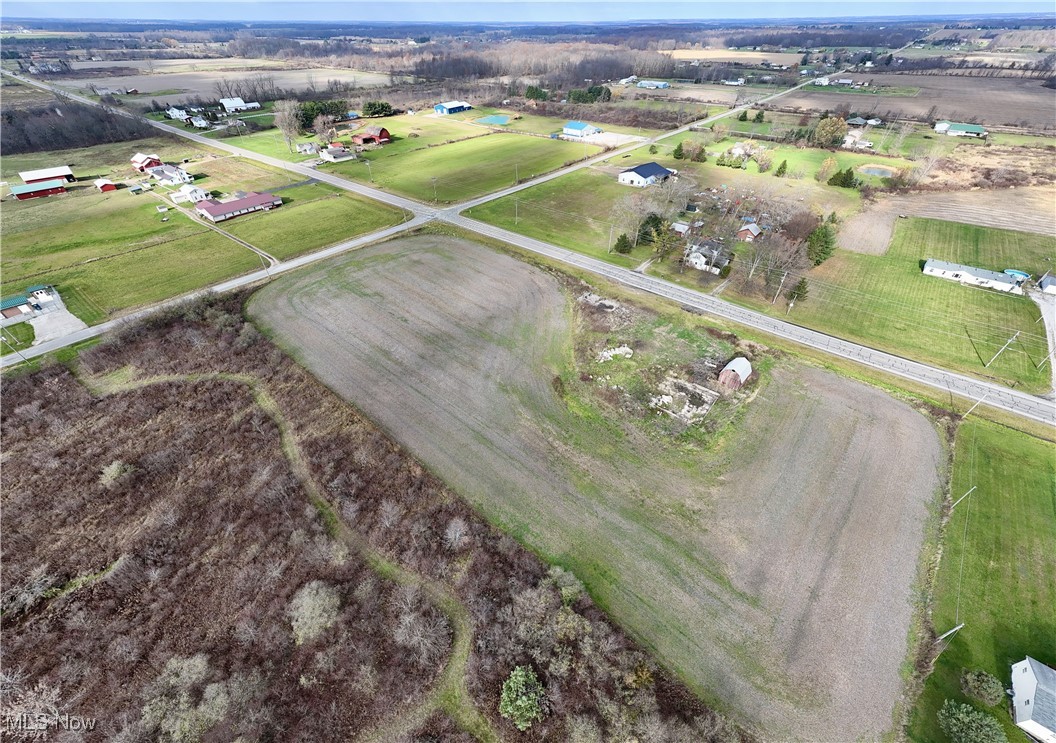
738, 110, 749, 121
807, 225, 836, 265
672, 141, 684, 159
614, 233, 633, 254
753, 110, 765, 123
775, 159, 788, 177
786, 277, 809, 303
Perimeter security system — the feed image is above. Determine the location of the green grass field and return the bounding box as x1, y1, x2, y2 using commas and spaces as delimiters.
456, 106, 664, 137
907, 421, 1056, 743
0, 137, 202, 183
220, 182, 408, 260
324, 132, 603, 203
0, 323, 35, 356
201, 127, 322, 162
732, 218, 1053, 392
1, 185, 259, 325
465, 168, 650, 267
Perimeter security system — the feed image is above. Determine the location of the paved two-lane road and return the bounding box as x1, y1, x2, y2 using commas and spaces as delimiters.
3, 70, 1053, 427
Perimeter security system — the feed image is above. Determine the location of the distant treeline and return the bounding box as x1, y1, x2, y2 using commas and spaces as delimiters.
1, 102, 156, 155
724, 28, 924, 49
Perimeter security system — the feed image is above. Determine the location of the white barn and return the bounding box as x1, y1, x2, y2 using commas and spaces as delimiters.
219, 97, 261, 113
1012, 657, 1056, 743
922, 259, 1025, 295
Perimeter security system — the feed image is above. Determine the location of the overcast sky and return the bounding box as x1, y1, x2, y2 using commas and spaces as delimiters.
4, 1, 1054, 23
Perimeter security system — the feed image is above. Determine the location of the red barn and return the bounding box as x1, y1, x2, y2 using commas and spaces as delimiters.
10, 180, 68, 200
94, 178, 117, 192
131, 152, 163, 172
351, 126, 391, 146
18, 166, 74, 184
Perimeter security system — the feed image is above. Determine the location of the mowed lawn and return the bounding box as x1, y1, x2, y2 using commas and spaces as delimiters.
733, 218, 1053, 392
1, 186, 258, 325
325, 132, 602, 203
221, 182, 408, 260
466, 168, 651, 267
907, 421, 1056, 743
1, 323, 35, 356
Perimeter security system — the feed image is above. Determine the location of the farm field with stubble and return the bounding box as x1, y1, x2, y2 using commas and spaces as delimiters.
250, 233, 944, 741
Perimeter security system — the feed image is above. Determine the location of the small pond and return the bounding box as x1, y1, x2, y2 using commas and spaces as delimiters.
858, 164, 896, 178
476, 114, 510, 125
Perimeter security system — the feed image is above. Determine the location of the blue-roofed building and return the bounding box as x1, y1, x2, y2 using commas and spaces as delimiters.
563, 120, 601, 137
347, 111, 360, 120
617, 162, 673, 187
434, 100, 472, 115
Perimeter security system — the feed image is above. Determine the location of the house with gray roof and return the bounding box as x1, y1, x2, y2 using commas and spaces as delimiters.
1012, 657, 1056, 743
922, 259, 1025, 295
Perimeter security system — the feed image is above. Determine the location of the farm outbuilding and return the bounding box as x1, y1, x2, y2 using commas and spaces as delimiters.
18, 166, 74, 184
10, 180, 68, 200
1040, 274, 1056, 295
636, 80, 670, 89
934, 120, 988, 138
737, 223, 762, 242
319, 145, 356, 162
195, 192, 282, 223
93, 178, 117, 192
0, 294, 33, 319
922, 258, 1024, 294
563, 121, 601, 137
1011, 657, 1056, 743
434, 100, 472, 115
219, 97, 261, 113
131, 153, 162, 172
718, 358, 753, 389
352, 126, 391, 145
617, 162, 672, 187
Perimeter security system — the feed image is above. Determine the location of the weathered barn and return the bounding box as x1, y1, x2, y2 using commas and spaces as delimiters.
718, 357, 753, 390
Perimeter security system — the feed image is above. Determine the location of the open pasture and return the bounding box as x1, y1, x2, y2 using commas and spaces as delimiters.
0, 77, 55, 110
220, 182, 408, 260
324, 132, 602, 203
734, 218, 1053, 393
780, 74, 1056, 129
908, 421, 1056, 743
0, 137, 207, 184
0, 178, 258, 325
251, 233, 944, 742
663, 48, 805, 66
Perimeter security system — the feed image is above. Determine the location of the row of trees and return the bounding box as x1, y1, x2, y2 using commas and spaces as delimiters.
1, 100, 155, 155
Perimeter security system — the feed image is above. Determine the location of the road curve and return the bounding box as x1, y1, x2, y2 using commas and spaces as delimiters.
3, 68, 1053, 427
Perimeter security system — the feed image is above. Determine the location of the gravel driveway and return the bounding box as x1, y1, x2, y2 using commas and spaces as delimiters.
29, 308, 88, 344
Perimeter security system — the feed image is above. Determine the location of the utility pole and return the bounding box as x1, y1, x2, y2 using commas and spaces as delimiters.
365, 160, 373, 182
431, 177, 438, 203
772, 271, 787, 304
607, 222, 614, 253
984, 330, 1020, 368
949, 486, 977, 512
786, 291, 799, 315
514, 198, 518, 226
1, 334, 28, 363
961, 389, 992, 420
514, 163, 518, 184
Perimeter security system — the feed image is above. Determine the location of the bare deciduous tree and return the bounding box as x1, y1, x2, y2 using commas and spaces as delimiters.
273, 99, 301, 152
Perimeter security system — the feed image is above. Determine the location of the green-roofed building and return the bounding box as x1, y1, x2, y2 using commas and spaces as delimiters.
1, 294, 32, 319
9, 179, 68, 200
933, 120, 988, 138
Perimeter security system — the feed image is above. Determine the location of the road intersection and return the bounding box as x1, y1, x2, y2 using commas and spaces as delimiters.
3, 70, 1053, 426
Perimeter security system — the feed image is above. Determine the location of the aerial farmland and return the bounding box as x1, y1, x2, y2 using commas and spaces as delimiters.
1, 8, 1054, 743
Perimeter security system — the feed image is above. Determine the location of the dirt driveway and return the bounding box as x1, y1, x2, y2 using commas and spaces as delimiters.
839, 185, 1056, 254
250, 235, 943, 741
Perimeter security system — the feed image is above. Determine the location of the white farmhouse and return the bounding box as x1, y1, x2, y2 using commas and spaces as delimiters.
170, 184, 210, 204
147, 164, 194, 187
922, 259, 1025, 294
1012, 657, 1056, 743
165, 107, 190, 121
